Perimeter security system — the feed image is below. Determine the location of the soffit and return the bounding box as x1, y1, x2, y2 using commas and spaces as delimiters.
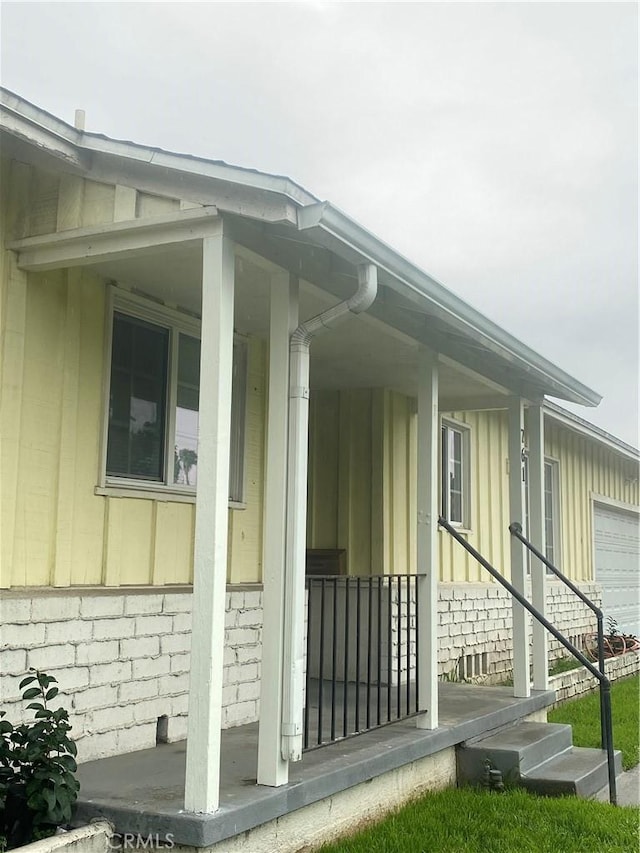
89, 240, 504, 403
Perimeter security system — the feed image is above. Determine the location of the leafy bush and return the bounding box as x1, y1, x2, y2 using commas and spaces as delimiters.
0, 670, 80, 850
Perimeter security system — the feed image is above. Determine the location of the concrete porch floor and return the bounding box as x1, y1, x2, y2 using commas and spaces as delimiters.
75, 683, 555, 848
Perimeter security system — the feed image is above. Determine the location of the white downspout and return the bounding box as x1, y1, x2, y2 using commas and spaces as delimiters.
281, 263, 378, 761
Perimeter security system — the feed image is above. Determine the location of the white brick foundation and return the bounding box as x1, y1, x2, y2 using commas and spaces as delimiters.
437, 581, 603, 682
1, 578, 620, 765
550, 650, 639, 704
0, 587, 262, 763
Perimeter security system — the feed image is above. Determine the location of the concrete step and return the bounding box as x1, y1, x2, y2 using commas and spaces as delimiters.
522, 747, 623, 798
457, 721, 573, 785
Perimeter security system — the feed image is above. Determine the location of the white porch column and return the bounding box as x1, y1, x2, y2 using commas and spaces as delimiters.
184, 228, 235, 813
508, 396, 531, 698
416, 347, 439, 730
528, 403, 549, 690
257, 272, 299, 786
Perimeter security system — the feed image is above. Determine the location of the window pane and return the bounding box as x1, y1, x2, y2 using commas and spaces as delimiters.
441, 425, 465, 524
450, 490, 463, 523
229, 340, 247, 501
523, 455, 530, 537
174, 334, 200, 487
440, 426, 448, 517
544, 462, 555, 564
449, 429, 463, 523
112, 317, 132, 369
135, 323, 167, 377
107, 313, 168, 480
452, 430, 462, 465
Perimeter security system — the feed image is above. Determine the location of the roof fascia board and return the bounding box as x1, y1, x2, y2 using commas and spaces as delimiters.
0, 87, 317, 207
544, 401, 639, 462
0, 103, 88, 170
298, 202, 601, 408
85, 152, 299, 226
82, 137, 317, 207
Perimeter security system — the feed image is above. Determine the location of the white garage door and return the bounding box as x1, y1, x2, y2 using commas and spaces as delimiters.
594, 503, 640, 636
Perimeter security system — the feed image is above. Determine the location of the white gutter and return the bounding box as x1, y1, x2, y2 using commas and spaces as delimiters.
281, 263, 378, 761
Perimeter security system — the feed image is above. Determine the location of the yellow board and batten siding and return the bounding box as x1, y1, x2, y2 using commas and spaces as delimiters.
2, 160, 636, 590
0, 159, 265, 589
307, 397, 511, 584
227, 338, 266, 584
307, 398, 637, 586
545, 421, 638, 584
307, 389, 377, 577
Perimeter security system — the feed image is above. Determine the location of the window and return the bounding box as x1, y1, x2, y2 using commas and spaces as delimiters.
543, 460, 558, 566
440, 420, 470, 526
105, 291, 247, 502
524, 456, 560, 570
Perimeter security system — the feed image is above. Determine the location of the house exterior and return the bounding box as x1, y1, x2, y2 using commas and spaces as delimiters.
1, 89, 638, 833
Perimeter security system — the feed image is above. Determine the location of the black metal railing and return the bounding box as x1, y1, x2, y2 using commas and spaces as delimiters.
439, 516, 617, 806
509, 522, 608, 753
304, 575, 421, 751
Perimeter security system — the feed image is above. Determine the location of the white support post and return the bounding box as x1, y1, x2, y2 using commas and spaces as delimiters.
257, 272, 299, 786
416, 347, 439, 730
529, 404, 549, 690
508, 396, 530, 698
184, 228, 235, 814
280, 334, 310, 762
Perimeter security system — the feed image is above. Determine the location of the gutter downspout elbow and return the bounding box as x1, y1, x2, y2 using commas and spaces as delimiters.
291, 263, 378, 348
281, 263, 377, 761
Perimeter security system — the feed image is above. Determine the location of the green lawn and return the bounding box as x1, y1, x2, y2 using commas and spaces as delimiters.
317, 787, 639, 853
549, 674, 639, 769
317, 676, 640, 853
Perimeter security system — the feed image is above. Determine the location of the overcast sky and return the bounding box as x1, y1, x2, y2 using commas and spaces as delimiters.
1, 2, 638, 446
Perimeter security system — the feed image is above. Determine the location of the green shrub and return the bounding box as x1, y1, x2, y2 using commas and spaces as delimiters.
0, 670, 80, 850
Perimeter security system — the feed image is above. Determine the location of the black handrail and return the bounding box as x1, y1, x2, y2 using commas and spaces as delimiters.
509, 521, 607, 752
439, 516, 617, 806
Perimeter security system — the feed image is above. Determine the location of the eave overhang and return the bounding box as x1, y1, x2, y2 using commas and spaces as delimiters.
0, 86, 602, 409
544, 401, 639, 463
296, 202, 601, 407
0, 88, 317, 206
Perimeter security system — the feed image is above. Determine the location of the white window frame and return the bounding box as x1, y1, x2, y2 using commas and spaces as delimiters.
440, 418, 472, 529
524, 454, 561, 573
97, 286, 248, 506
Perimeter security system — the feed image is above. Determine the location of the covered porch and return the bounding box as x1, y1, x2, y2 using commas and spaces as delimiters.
74, 682, 554, 848
9, 189, 599, 815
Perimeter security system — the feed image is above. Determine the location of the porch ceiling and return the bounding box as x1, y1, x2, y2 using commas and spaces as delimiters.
90, 243, 509, 408
79, 218, 589, 407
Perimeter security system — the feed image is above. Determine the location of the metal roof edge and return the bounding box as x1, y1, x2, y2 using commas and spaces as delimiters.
0, 88, 82, 145
0, 87, 318, 206
544, 400, 639, 462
